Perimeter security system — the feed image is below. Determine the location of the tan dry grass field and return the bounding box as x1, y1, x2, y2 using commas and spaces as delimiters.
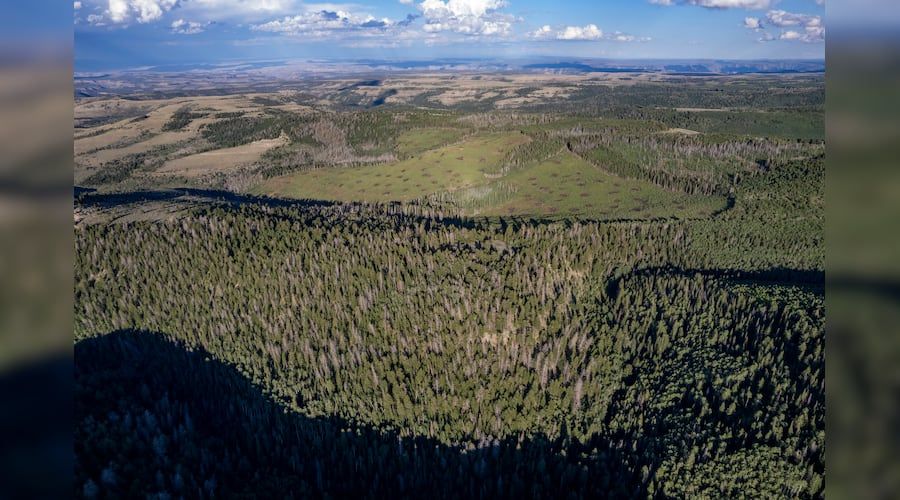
155, 136, 287, 178
660, 128, 702, 136
75, 94, 300, 181
304, 73, 655, 108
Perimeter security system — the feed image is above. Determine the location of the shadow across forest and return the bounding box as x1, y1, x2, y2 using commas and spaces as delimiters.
74, 187, 487, 229
74, 187, 339, 210
605, 265, 824, 301
75, 330, 648, 499
74, 186, 734, 233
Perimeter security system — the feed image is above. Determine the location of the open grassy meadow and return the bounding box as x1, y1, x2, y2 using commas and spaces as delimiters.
255, 132, 529, 202
483, 152, 723, 218
255, 135, 724, 219
395, 127, 469, 157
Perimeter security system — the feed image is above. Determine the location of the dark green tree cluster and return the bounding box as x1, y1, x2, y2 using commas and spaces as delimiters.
524, 78, 824, 119
82, 153, 150, 185
494, 133, 565, 175
335, 110, 466, 156
75, 192, 823, 497
565, 130, 821, 196
162, 107, 208, 132
76, 330, 644, 499
201, 110, 317, 148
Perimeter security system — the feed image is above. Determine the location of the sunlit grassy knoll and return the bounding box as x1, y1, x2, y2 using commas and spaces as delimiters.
481, 152, 724, 219
255, 132, 529, 202
396, 127, 469, 157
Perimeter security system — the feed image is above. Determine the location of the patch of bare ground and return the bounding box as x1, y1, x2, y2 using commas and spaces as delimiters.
430, 90, 501, 106
155, 136, 288, 177
674, 107, 732, 112
660, 128, 701, 136
494, 97, 541, 109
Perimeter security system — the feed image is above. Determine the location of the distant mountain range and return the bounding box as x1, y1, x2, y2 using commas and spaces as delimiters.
521, 59, 825, 75
355, 58, 824, 75
73, 57, 824, 97
76, 58, 824, 77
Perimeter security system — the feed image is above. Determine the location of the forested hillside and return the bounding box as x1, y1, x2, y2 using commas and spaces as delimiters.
75, 183, 823, 497
74, 74, 824, 498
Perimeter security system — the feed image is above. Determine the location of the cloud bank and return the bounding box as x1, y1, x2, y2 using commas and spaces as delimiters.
743, 9, 824, 43
417, 0, 514, 36
73, 0, 820, 52
531, 24, 649, 42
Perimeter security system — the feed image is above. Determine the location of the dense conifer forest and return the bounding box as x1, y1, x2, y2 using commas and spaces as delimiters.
74, 74, 824, 498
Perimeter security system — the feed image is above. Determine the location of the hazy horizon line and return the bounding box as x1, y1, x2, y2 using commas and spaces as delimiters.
74, 56, 826, 74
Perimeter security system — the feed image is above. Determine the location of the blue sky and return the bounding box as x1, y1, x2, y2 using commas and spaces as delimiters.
73, 0, 826, 71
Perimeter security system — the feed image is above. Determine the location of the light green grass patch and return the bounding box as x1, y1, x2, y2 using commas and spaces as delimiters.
482, 152, 724, 219
257, 132, 529, 202
396, 127, 468, 157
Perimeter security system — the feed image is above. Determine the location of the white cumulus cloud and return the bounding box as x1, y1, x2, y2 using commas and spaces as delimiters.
171, 18, 207, 33
252, 9, 399, 37
609, 32, 651, 42
531, 24, 602, 40
419, 0, 505, 19
188, 0, 300, 19
558, 24, 603, 40
766, 9, 820, 27
746, 9, 824, 42
781, 25, 823, 42
416, 0, 513, 36
532, 25, 552, 37
96, 0, 179, 24
531, 24, 649, 42
79, 0, 305, 26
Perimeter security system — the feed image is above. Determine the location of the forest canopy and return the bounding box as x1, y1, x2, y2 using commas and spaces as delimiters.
74, 73, 825, 498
